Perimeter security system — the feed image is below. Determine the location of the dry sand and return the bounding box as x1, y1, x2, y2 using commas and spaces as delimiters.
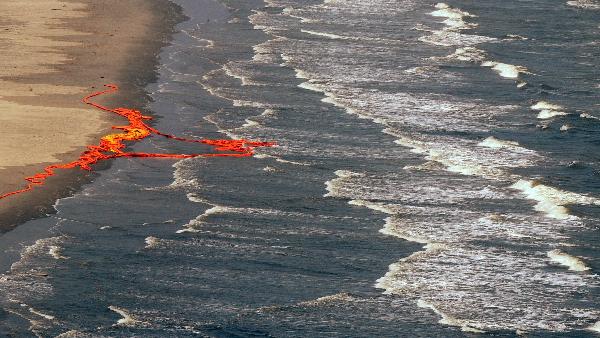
0, 0, 181, 227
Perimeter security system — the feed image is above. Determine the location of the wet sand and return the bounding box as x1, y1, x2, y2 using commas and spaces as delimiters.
0, 0, 182, 228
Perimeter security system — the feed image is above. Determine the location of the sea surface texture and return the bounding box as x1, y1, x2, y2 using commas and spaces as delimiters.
1, 0, 599, 336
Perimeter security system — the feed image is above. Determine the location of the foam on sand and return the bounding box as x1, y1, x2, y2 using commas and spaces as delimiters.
531, 101, 567, 119
482, 61, 528, 79
547, 249, 590, 272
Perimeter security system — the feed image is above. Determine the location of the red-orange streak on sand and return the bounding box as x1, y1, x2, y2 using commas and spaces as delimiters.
0, 84, 275, 200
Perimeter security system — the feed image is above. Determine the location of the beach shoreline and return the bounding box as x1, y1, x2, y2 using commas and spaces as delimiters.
0, 0, 183, 229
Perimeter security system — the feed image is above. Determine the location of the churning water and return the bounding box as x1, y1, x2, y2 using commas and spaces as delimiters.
1, 0, 599, 336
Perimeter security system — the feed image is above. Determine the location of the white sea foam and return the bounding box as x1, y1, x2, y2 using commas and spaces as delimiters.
536, 110, 567, 119
29, 308, 55, 321
109, 306, 139, 326
430, 3, 476, 30
531, 101, 567, 119
144, 236, 161, 249
241, 118, 260, 128
581, 112, 600, 120
478, 136, 522, 151
482, 61, 528, 79
419, 31, 496, 47
420, 2, 496, 47
180, 205, 241, 231
232, 99, 266, 108
380, 216, 432, 244
404, 66, 440, 75
417, 299, 486, 333
254, 153, 311, 166
282, 7, 319, 23
252, 38, 285, 63
589, 321, 600, 333
321, 96, 359, 115
531, 101, 564, 110
301, 29, 347, 39
298, 81, 324, 93
376, 243, 598, 332
155, 158, 202, 191
251, 2, 600, 332
547, 249, 590, 272
297, 293, 354, 307
560, 124, 572, 132
222, 63, 253, 86
181, 30, 215, 48
447, 47, 487, 62
48, 246, 68, 260
55, 330, 94, 338
505, 34, 529, 40
324, 170, 364, 197
567, 0, 600, 9
511, 179, 600, 219
13, 237, 68, 268
394, 137, 505, 178
349, 199, 395, 215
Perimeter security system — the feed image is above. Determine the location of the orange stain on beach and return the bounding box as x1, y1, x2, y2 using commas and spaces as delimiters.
0, 84, 274, 200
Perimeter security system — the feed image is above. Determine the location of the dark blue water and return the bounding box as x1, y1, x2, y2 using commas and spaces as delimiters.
1, 0, 599, 336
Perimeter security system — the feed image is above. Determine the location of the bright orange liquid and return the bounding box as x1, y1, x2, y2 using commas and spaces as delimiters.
0, 84, 274, 200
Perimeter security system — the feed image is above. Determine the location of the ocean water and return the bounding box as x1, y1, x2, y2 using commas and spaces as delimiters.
1, 0, 600, 336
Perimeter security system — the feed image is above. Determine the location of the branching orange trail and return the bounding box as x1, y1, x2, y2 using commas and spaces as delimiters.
0, 84, 275, 200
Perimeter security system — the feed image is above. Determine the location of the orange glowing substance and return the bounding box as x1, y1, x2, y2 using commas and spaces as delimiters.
0, 84, 274, 200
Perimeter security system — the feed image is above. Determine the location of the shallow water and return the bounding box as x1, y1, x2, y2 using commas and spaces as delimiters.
1, 0, 599, 336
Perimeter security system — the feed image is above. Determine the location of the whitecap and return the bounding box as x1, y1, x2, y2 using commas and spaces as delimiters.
482, 61, 528, 79
108, 306, 140, 326
560, 124, 572, 131
301, 29, 347, 39
580, 112, 599, 120
547, 249, 590, 272
430, 3, 477, 30
567, 0, 600, 9
144, 236, 161, 249
417, 299, 486, 333
511, 179, 600, 219
477, 136, 522, 151
48, 246, 68, 260
324, 170, 365, 197
447, 47, 487, 62
589, 321, 600, 333
531, 101, 567, 119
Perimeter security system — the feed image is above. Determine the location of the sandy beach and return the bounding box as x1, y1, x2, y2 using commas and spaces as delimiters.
0, 0, 181, 228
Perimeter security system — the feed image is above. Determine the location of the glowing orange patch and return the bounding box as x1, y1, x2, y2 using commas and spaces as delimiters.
0, 84, 274, 200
